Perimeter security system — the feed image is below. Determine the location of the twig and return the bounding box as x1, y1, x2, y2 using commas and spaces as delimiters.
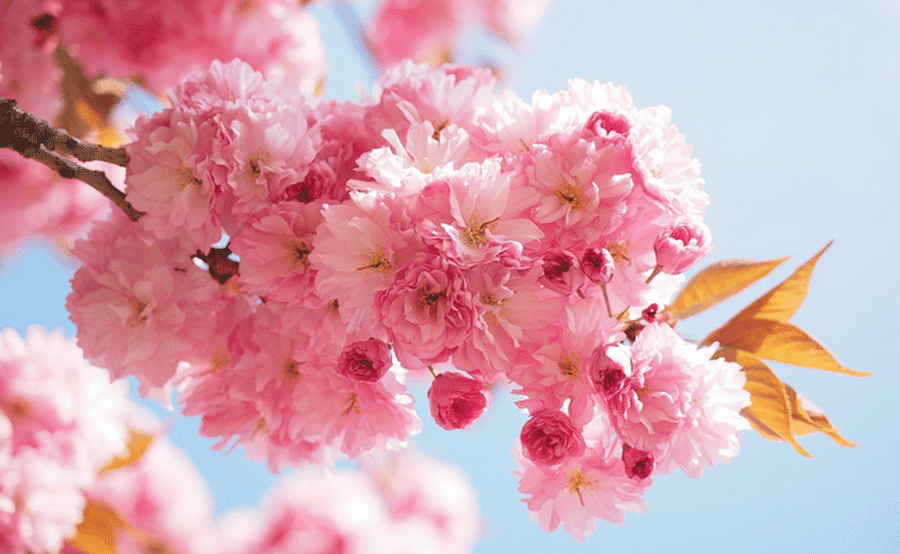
0, 97, 129, 165
27, 145, 143, 222
0, 97, 143, 222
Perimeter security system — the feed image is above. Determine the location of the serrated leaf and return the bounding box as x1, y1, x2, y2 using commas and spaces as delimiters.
704, 318, 871, 377
667, 256, 788, 320
787, 388, 857, 447
716, 348, 811, 457
98, 428, 154, 475
726, 241, 833, 324
67, 501, 124, 554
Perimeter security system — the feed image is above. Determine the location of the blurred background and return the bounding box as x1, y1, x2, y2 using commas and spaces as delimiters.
2, 1, 898, 552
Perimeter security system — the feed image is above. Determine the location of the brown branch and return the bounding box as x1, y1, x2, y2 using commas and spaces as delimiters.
0, 97, 129, 165
0, 97, 143, 222
27, 145, 143, 222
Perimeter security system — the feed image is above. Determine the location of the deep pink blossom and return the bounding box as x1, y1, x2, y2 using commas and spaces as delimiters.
337, 339, 392, 382
520, 410, 586, 466
621, 444, 654, 480
427, 372, 490, 430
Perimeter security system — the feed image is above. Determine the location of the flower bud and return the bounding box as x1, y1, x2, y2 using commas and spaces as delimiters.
589, 344, 631, 398
584, 110, 630, 138
520, 410, 585, 466
653, 221, 712, 274
622, 443, 654, 480
581, 247, 614, 284
540, 251, 583, 295
428, 372, 490, 430
337, 338, 392, 382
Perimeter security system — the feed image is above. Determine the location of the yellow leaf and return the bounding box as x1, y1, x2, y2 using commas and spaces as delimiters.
726, 241, 833, 324
667, 256, 788, 320
787, 388, 857, 447
67, 502, 124, 554
704, 318, 871, 377
715, 348, 811, 457
98, 428, 154, 475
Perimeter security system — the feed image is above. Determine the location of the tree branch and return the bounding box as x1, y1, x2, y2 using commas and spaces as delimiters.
0, 97, 143, 222
0, 97, 129, 165
28, 145, 144, 222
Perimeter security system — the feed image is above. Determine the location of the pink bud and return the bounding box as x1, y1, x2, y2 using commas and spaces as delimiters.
589, 344, 631, 398
641, 303, 659, 322
337, 339, 392, 382
653, 221, 712, 274
581, 247, 614, 284
622, 443, 654, 480
584, 110, 630, 138
540, 251, 583, 295
520, 410, 585, 466
427, 372, 490, 430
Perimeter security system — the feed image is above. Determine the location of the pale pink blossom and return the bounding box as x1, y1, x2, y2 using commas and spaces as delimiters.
0, 326, 129, 554
368, 451, 481, 554
427, 372, 490, 430
514, 442, 648, 540
655, 344, 751, 478
86, 439, 216, 554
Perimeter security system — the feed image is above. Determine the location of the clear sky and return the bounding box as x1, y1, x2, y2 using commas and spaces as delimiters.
2, 1, 899, 553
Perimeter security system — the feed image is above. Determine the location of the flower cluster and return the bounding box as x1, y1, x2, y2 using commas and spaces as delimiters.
67, 58, 750, 538
0, 326, 128, 554
220, 452, 480, 554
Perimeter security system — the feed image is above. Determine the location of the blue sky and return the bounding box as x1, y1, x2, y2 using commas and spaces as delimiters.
2, 1, 899, 553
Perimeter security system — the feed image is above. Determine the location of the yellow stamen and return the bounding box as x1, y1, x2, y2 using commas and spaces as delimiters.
566, 469, 597, 507
558, 352, 580, 379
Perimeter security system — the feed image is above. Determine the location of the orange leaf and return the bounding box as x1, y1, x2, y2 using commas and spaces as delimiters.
726, 241, 833, 324
716, 348, 811, 457
67, 501, 125, 554
667, 256, 788, 320
99, 428, 154, 475
704, 318, 870, 377
787, 388, 857, 447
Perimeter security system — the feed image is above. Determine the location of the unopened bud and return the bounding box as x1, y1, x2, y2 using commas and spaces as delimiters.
581, 247, 614, 284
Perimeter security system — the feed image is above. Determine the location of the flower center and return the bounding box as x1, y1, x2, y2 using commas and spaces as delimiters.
566, 469, 596, 506
357, 250, 392, 273
342, 392, 361, 416
282, 359, 300, 380
556, 183, 583, 209
558, 352, 580, 379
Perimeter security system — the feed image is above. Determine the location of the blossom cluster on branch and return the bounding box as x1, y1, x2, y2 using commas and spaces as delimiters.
62, 58, 752, 538
0, 325, 479, 554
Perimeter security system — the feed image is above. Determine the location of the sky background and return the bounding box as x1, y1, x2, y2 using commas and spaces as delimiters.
2, 1, 899, 553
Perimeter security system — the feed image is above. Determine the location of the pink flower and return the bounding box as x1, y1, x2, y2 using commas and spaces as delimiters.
621, 443, 654, 480
337, 339, 392, 382
514, 443, 648, 540
0, 326, 129, 554
581, 247, 614, 284
605, 323, 697, 453
377, 252, 479, 369
520, 410, 586, 466
539, 250, 584, 295
367, 452, 481, 554
427, 372, 490, 430
653, 220, 712, 274
588, 343, 631, 398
